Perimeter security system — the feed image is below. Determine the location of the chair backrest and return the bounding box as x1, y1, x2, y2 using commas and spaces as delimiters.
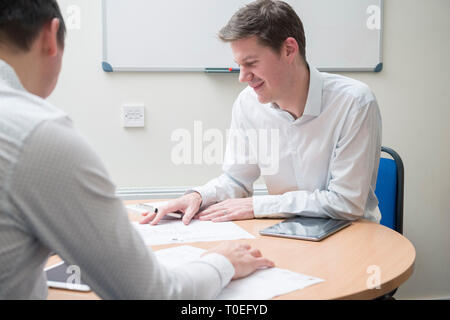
375, 147, 404, 234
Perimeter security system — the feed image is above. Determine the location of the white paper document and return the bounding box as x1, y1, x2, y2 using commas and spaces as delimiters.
131, 219, 255, 246
154, 245, 325, 300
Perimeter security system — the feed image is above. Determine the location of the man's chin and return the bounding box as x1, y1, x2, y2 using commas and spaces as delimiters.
256, 94, 271, 104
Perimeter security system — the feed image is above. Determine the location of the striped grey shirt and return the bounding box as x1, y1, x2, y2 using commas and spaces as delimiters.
0, 60, 234, 299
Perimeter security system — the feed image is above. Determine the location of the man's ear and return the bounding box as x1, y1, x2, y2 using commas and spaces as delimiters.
40, 18, 60, 57
283, 37, 299, 63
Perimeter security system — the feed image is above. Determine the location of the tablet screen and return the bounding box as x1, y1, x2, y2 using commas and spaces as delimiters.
259, 216, 352, 241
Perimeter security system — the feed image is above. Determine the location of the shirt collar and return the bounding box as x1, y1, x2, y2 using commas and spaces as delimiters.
270, 64, 323, 117
303, 65, 323, 117
0, 59, 26, 92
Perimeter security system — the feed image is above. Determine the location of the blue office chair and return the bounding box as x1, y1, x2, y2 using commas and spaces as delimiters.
374, 146, 404, 299
375, 146, 404, 234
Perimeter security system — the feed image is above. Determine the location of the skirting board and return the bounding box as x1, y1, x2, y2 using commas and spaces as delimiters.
116, 185, 268, 200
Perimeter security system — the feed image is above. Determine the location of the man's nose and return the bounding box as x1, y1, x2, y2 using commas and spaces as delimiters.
239, 67, 253, 83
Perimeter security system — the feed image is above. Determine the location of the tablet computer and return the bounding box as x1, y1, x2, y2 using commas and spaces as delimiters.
259, 216, 352, 242
44, 261, 91, 292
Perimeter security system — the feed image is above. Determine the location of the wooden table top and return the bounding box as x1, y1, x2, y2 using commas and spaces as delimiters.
47, 199, 415, 300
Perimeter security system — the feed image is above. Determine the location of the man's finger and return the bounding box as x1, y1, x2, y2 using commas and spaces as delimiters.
149, 208, 171, 225
197, 203, 224, 217
199, 212, 220, 221
158, 201, 180, 214
211, 211, 240, 223
148, 200, 184, 225
200, 210, 228, 222
211, 214, 231, 222
249, 248, 262, 258
197, 209, 215, 217
255, 257, 275, 269
182, 205, 198, 225
139, 211, 157, 224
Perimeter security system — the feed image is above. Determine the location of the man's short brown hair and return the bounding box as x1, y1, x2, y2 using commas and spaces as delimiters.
218, 0, 306, 62
0, 0, 66, 51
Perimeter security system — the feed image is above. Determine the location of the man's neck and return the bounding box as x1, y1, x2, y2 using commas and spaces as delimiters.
0, 48, 39, 95
276, 62, 310, 120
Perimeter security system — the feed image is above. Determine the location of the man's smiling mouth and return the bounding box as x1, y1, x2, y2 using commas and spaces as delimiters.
251, 81, 264, 91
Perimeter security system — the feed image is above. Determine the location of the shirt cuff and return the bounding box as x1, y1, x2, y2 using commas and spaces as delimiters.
185, 186, 216, 210
196, 253, 235, 289
253, 195, 297, 218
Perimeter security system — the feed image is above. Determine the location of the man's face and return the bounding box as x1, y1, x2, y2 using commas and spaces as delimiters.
231, 36, 288, 104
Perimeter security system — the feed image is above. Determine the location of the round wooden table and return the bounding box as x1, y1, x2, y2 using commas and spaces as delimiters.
47, 200, 415, 300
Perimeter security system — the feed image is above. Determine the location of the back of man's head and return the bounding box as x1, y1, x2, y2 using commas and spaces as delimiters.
0, 0, 66, 52
219, 0, 307, 62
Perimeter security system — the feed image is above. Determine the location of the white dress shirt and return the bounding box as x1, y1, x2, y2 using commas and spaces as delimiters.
0, 60, 234, 299
192, 66, 382, 222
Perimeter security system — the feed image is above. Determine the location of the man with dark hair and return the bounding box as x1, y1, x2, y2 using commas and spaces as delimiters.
146, 0, 382, 226
0, 0, 273, 299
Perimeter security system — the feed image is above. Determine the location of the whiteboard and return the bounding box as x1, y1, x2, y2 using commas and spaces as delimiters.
102, 0, 383, 72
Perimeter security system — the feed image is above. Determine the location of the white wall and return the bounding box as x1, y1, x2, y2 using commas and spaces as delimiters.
51, 0, 450, 299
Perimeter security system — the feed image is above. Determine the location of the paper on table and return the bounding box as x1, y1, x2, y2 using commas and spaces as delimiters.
131, 219, 255, 246
218, 267, 324, 300
153, 245, 325, 300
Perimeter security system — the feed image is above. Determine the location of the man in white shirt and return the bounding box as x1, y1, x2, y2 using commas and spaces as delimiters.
0, 0, 273, 299
143, 0, 382, 226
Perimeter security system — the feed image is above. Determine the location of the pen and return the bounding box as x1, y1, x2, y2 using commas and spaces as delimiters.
205, 68, 240, 73
137, 203, 182, 219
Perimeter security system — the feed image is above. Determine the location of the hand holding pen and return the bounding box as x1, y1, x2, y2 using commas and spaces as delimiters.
138, 203, 182, 220
139, 192, 202, 226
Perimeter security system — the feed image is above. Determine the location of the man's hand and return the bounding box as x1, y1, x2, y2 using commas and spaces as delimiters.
197, 198, 255, 222
203, 242, 275, 280
139, 192, 202, 225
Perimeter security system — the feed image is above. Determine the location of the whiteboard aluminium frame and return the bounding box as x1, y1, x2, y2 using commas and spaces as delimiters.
101, 0, 383, 73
